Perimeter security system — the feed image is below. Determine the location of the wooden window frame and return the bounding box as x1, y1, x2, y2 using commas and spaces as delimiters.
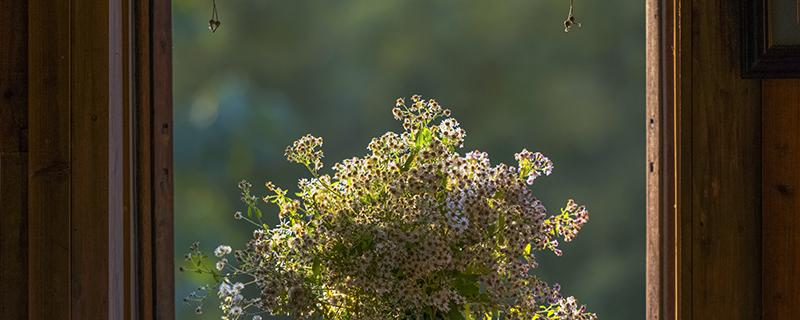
646, 0, 679, 318
648, 0, 764, 318
7, 0, 768, 318
133, 0, 174, 318
144, 0, 680, 318
25, 0, 173, 318
20, 0, 677, 318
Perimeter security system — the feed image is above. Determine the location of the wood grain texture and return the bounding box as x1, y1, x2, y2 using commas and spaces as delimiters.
645, 0, 661, 314
134, 0, 155, 317
135, 0, 175, 318
68, 0, 126, 318
646, 0, 679, 318
0, 154, 27, 318
677, 0, 694, 317
29, 0, 127, 318
153, 0, 175, 318
763, 79, 800, 319
0, 0, 28, 317
689, 0, 762, 318
28, 0, 73, 318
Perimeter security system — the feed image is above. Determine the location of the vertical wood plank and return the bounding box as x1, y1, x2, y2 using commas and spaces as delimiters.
68, 0, 125, 317
153, 1, 175, 318
0, 156, 27, 318
0, 0, 28, 317
763, 79, 800, 320
122, 0, 138, 318
0, 0, 27, 153
689, 0, 762, 318
29, 0, 127, 318
677, 0, 694, 317
646, 0, 680, 317
135, 0, 175, 318
645, 0, 662, 315
28, 0, 72, 317
134, 0, 155, 317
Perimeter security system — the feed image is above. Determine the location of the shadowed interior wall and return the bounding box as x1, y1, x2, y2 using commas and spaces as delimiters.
763, 80, 800, 319
0, 0, 28, 318
681, 0, 763, 318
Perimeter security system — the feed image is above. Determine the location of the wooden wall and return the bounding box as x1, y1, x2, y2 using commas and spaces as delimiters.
0, 0, 28, 318
0, 0, 173, 319
682, 0, 763, 318
763, 80, 800, 319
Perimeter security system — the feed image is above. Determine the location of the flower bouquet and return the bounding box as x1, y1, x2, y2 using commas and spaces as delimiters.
182, 96, 597, 320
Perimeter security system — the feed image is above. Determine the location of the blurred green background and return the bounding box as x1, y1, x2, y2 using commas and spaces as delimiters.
173, 0, 644, 319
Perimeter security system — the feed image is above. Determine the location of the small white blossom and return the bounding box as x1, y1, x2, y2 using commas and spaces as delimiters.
187, 97, 595, 320
214, 245, 232, 257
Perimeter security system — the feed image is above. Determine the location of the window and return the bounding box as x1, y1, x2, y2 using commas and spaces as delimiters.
172, 1, 645, 319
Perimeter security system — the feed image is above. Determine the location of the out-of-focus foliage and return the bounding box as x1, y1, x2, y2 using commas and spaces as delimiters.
173, 0, 644, 319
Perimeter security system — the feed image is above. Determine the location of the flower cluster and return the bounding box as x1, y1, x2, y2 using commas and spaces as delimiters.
184, 96, 596, 320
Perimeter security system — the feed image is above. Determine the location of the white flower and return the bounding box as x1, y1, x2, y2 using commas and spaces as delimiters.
214, 245, 232, 257
187, 97, 595, 319
218, 282, 233, 298
229, 306, 243, 316
232, 282, 245, 292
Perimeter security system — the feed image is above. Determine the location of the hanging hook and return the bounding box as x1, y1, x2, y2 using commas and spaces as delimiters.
209, 0, 221, 33
564, 0, 581, 32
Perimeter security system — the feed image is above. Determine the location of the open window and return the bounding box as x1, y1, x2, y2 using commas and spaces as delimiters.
2, 0, 773, 318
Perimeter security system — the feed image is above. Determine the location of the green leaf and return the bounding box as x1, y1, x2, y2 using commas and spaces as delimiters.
464, 304, 476, 320
447, 307, 466, 320
452, 273, 480, 298
247, 206, 253, 218
255, 207, 263, 218
312, 257, 322, 278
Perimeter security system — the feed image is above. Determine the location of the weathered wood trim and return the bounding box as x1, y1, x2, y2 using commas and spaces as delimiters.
647, 0, 680, 317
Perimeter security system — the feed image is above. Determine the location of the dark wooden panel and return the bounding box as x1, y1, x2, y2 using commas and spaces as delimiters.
29, 0, 127, 318
134, 0, 155, 317
135, 0, 175, 318
763, 79, 800, 319
0, 0, 28, 153
690, 0, 762, 318
0, 154, 27, 319
152, 1, 175, 318
677, 0, 694, 317
0, 0, 28, 317
27, 0, 73, 317
69, 0, 125, 317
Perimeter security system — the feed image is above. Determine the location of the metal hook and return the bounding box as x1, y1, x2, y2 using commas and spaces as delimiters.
209, 0, 221, 33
